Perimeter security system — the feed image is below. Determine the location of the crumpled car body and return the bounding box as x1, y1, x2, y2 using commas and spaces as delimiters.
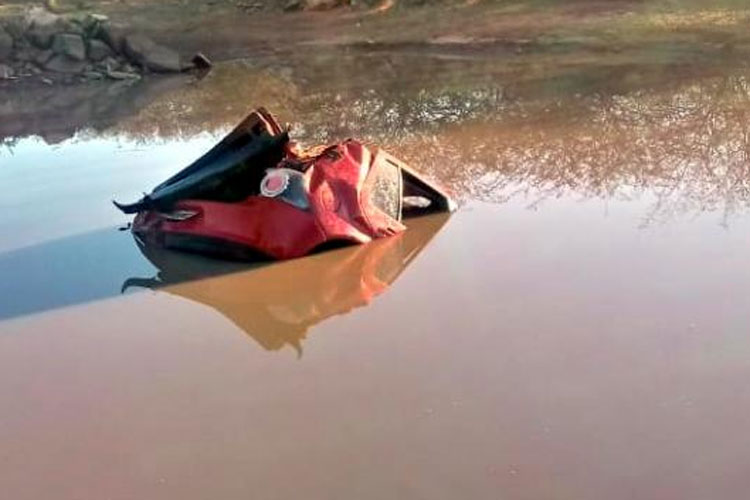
115, 108, 454, 260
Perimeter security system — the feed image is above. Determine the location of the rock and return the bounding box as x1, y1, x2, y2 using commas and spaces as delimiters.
79, 13, 109, 36
283, 0, 304, 11
3, 16, 30, 41
192, 52, 212, 69
51, 34, 86, 62
12, 65, 32, 78
106, 68, 140, 80
34, 49, 54, 66
89, 14, 109, 23
182, 52, 212, 71
237, 1, 264, 12
87, 39, 113, 62
0, 64, 14, 80
13, 46, 40, 63
96, 56, 121, 71
27, 23, 58, 49
25, 8, 64, 46
305, 0, 349, 10
0, 28, 12, 61
62, 18, 85, 36
45, 54, 85, 74
83, 70, 105, 81
123, 34, 182, 73
18, 62, 42, 76
285, 0, 348, 10
96, 23, 127, 53
25, 7, 61, 29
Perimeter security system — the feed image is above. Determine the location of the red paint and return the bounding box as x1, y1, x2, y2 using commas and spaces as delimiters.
133, 140, 408, 260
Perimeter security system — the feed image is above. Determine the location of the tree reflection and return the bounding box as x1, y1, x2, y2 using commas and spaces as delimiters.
5, 51, 750, 221
383, 73, 750, 224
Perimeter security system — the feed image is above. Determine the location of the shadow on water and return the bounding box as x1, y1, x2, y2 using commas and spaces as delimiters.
0, 226, 182, 321
0, 214, 449, 353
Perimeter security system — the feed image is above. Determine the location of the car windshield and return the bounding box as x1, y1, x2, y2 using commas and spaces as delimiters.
368, 157, 403, 221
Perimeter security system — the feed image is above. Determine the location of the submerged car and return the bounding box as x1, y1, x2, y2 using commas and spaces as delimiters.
114, 108, 454, 260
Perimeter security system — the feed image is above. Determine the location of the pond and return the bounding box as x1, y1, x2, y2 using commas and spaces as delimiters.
1, 51, 749, 499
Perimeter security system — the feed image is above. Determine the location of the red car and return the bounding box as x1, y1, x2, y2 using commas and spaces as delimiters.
115, 108, 454, 260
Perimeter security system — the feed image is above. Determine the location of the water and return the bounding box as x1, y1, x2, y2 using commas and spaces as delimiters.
2, 52, 750, 499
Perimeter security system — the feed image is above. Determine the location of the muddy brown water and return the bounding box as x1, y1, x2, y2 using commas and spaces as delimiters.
2, 52, 750, 499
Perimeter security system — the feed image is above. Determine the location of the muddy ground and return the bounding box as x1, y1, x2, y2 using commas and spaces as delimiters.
5, 1, 750, 71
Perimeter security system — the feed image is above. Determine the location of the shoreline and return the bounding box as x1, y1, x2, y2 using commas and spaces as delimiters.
4, 1, 750, 87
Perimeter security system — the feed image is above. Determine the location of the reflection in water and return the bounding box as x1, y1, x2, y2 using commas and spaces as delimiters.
0, 227, 159, 321
380, 72, 750, 223
3, 52, 750, 333
98, 57, 750, 222
0, 74, 194, 146
5, 52, 750, 221
122, 214, 449, 355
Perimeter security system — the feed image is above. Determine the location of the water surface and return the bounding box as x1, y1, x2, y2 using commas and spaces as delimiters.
2, 52, 750, 499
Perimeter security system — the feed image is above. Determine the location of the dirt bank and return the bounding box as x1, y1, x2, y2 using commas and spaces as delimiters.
88, 0, 640, 60
5, 0, 750, 144
5, 0, 750, 86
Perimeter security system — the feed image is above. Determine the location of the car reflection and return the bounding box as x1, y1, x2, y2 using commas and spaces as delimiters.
122, 214, 449, 355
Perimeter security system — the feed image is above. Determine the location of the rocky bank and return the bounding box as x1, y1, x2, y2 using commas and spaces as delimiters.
0, 7, 210, 85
